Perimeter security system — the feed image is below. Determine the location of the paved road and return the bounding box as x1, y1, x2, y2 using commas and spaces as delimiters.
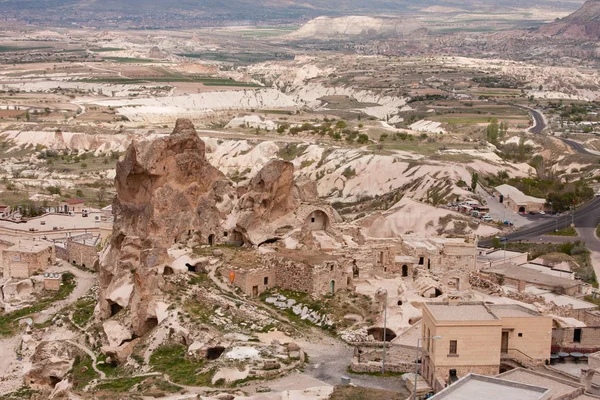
480, 197, 600, 246
559, 138, 600, 156
526, 107, 546, 134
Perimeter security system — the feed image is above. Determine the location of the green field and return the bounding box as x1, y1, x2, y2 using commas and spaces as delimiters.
90, 47, 125, 52
101, 56, 157, 63
76, 76, 261, 87
0, 46, 52, 53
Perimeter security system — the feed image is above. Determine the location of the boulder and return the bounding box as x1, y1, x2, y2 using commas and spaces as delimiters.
25, 341, 76, 389
101, 338, 141, 364
102, 320, 132, 347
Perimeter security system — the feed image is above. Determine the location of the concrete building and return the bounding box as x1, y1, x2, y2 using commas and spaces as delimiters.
421, 301, 552, 392
429, 373, 551, 400
495, 184, 546, 214
44, 272, 62, 291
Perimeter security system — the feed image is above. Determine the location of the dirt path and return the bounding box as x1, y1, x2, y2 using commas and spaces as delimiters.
66, 340, 106, 379
35, 262, 96, 324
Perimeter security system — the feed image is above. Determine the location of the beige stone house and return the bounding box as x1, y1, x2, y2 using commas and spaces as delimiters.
421, 301, 552, 392
1, 240, 56, 278
59, 198, 86, 213
495, 184, 546, 214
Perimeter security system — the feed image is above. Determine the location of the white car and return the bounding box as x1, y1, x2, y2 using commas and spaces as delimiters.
482, 216, 493, 222
539, 211, 546, 215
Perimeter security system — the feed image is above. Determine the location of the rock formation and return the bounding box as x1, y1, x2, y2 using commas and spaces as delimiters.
538, 0, 600, 40
97, 119, 340, 341
98, 119, 235, 337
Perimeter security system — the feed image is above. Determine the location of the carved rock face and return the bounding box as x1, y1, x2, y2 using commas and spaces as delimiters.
98, 119, 234, 336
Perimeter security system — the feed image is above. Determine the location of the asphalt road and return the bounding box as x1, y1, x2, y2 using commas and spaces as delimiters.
527, 107, 546, 134
480, 197, 600, 246
559, 138, 600, 156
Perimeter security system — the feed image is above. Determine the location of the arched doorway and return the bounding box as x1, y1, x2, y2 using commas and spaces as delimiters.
305, 210, 329, 231
367, 327, 397, 342
519, 206, 526, 213
402, 265, 408, 277
163, 266, 174, 275
330, 280, 335, 294
208, 234, 215, 246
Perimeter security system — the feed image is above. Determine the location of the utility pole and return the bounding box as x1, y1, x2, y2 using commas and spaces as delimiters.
382, 290, 388, 375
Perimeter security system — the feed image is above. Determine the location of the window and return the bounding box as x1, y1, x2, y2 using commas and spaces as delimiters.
574, 328, 582, 343
264, 277, 269, 285
518, 333, 523, 337
330, 264, 334, 271
419, 257, 424, 265
224, 232, 228, 237
449, 340, 458, 355
311, 217, 315, 223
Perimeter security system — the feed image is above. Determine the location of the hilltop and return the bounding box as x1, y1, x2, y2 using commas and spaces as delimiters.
537, 0, 600, 40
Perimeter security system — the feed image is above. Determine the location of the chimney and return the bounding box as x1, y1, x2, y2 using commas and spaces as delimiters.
581, 369, 595, 393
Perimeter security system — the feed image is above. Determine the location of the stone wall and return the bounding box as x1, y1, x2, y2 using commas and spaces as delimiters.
231, 266, 276, 297
552, 327, 600, 353
2, 245, 55, 278
55, 245, 67, 261
66, 240, 99, 270
272, 257, 315, 294
350, 345, 415, 374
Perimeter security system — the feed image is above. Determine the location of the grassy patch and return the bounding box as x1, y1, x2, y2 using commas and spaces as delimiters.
0, 46, 52, 53
95, 376, 145, 392
0, 272, 76, 337
346, 366, 405, 377
72, 298, 96, 326
329, 385, 404, 400
90, 47, 125, 52
547, 226, 578, 237
72, 354, 99, 390
0, 386, 40, 399
150, 344, 215, 386
102, 57, 157, 63
277, 143, 308, 161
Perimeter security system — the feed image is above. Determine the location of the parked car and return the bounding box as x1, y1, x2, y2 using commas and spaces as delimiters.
482, 216, 493, 222
539, 211, 546, 215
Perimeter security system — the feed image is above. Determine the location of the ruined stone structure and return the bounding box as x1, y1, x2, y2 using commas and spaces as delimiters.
232, 251, 352, 297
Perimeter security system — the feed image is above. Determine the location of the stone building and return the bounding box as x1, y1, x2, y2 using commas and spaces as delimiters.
421, 301, 552, 392
552, 327, 600, 353
231, 251, 352, 297
59, 198, 86, 213
495, 184, 546, 214
1, 239, 56, 278
67, 235, 99, 270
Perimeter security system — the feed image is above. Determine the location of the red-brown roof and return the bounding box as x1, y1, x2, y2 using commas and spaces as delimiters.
63, 198, 85, 205
0, 205, 8, 210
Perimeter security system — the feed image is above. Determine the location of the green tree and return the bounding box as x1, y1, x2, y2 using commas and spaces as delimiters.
486, 118, 499, 145
471, 172, 479, 192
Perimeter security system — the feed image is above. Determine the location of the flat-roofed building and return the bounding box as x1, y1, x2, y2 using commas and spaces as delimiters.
429, 373, 551, 400
1, 239, 56, 278
421, 301, 552, 392
495, 184, 546, 214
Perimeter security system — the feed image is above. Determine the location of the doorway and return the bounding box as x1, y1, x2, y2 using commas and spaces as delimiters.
330, 280, 335, 294
402, 265, 408, 277
501, 331, 509, 353
208, 234, 215, 246
252, 285, 258, 296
